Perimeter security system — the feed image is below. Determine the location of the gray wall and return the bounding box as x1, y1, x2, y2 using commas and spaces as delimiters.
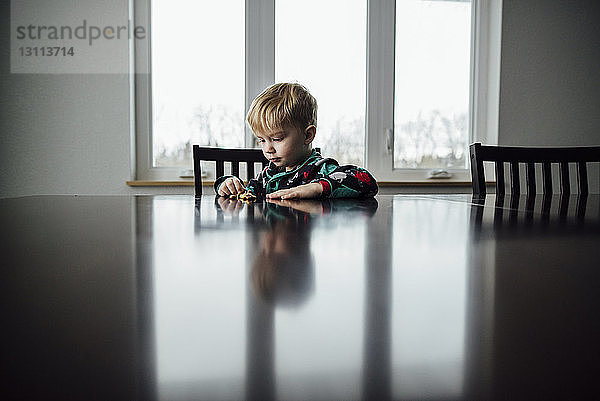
1, 0, 133, 197
0, 0, 185, 197
498, 0, 600, 147
1, 0, 599, 198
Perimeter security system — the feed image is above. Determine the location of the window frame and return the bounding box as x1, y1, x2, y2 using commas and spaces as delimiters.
131, 0, 502, 182
365, 0, 502, 182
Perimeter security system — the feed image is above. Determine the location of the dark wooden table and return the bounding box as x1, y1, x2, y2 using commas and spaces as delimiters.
1, 195, 599, 400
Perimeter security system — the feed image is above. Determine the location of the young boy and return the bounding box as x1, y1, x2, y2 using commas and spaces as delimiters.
214, 83, 378, 199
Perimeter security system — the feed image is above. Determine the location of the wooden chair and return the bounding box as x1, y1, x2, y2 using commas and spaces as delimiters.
193, 145, 268, 196
469, 142, 600, 196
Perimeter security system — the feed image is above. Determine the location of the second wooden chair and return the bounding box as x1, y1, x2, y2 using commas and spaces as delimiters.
193, 145, 269, 196
469, 142, 600, 196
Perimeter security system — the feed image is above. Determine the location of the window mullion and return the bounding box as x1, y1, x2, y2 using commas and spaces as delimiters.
472, 0, 502, 147
245, 0, 275, 147
365, 0, 396, 180
472, 0, 503, 181
134, 0, 156, 180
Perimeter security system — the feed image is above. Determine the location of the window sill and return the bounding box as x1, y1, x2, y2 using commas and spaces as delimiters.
127, 180, 197, 187
126, 180, 493, 187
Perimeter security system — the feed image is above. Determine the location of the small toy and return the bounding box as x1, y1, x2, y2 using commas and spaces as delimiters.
237, 191, 257, 202
225, 191, 257, 203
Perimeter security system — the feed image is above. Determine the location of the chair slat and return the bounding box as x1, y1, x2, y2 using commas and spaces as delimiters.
577, 162, 588, 195
542, 162, 552, 194
560, 162, 570, 195
510, 162, 520, 195
247, 162, 255, 180
232, 161, 240, 178
541, 194, 552, 221
495, 161, 505, 196
526, 162, 536, 194
194, 157, 203, 196
559, 194, 569, 217
216, 161, 225, 179
494, 195, 504, 227
509, 195, 519, 223
525, 193, 536, 221
577, 195, 587, 219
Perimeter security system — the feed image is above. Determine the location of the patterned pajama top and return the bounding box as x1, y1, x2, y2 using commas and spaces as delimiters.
214, 149, 378, 198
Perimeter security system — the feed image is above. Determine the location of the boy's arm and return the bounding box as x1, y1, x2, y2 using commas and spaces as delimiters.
311, 163, 378, 198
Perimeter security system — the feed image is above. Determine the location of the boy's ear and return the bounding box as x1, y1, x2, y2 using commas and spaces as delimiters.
304, 125, 316, 145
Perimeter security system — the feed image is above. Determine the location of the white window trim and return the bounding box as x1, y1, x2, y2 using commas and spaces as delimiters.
473, 0, 503, 180
131, 0, 502, 182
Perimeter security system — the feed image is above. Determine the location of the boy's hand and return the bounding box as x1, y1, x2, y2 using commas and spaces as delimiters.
266, 183, 323, 200
217, 177, 246, 197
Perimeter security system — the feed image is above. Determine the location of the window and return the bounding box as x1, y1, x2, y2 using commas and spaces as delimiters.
394, 0, 471, 170
276, 0, 367, 166
151, 0, 245, 168
133, 0, 502, 182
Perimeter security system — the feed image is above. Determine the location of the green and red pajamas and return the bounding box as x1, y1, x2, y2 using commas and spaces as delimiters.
214, 149, 378, 198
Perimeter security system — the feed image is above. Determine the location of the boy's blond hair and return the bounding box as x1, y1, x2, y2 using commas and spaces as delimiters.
247, 83, 317, 135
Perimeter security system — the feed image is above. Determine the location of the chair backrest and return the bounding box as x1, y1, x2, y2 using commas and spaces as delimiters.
469, 142, 600, 196
193, 145, 268, 196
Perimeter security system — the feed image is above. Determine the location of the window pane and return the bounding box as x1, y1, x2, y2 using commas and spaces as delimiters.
151, 0, 245, 167
276, 0, 366, 166
394, 0, 472, 169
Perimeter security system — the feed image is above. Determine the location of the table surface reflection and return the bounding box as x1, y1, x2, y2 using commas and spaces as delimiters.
1, 194, 599, 401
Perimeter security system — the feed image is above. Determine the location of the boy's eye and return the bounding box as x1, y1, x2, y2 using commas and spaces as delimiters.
256, 138, 265, 144
272, 137, 283, 142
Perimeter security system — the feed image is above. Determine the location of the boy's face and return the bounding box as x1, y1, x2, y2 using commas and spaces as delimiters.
255, 125, 314, 171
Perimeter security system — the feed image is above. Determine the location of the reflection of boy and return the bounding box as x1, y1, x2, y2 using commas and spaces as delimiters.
214, 83, 378, 199
251, 213, 314, 307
